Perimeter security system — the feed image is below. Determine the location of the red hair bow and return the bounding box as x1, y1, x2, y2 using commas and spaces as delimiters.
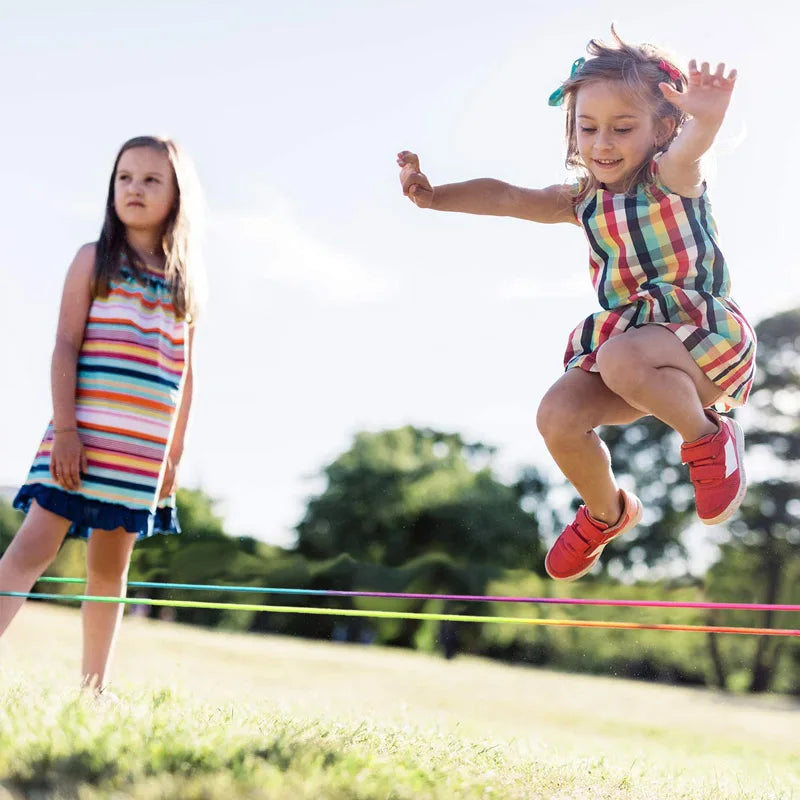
658, 60, 682, 82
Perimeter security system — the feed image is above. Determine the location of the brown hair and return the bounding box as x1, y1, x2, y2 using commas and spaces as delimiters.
559, 27, 687, 203
93, 136, 202, 321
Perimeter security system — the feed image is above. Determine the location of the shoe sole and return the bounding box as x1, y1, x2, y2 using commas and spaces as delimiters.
545, 497, 643, 582
699, 417, 747, 526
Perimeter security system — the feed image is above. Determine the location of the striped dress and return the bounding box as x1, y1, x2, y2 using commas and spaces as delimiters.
14, 259, 188, 538
565, 161, 755, 409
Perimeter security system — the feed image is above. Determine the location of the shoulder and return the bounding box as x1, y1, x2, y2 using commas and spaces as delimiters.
70, 242, 98, 278
550, 182, 583, 207
75, 241, 97, 261
56, 244, 97, 336
60, 243, 97, 299
547, 183, 583, 223
63, 243, 98, 292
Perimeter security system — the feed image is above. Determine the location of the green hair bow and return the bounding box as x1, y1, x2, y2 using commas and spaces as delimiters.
547, 57, 585, 107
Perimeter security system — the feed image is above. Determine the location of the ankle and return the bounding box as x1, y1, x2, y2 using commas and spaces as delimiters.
683, 416, 719, 444
586, 493, 624, 527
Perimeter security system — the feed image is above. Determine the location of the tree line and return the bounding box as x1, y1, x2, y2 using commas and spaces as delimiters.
1, 308, 798, 693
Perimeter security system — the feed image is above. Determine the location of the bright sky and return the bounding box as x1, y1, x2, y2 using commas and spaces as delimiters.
1, 0, 796, 547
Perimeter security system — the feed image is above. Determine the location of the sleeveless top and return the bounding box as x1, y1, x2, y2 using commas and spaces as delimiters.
14, 258, 188, 538
564, 162, 756, 408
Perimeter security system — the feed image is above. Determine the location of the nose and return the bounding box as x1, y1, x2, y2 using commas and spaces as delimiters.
594, 130, 613, 150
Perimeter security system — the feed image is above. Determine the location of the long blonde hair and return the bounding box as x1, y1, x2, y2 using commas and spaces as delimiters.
93, 136, 203, 321
559, 28, 687, 203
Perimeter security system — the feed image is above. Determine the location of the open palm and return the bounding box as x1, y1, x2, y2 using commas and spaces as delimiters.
660, 60, 736, 124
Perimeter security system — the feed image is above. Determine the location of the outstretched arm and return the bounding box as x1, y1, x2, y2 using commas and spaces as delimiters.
658, 60, 737, 196
397, 151, 577, 225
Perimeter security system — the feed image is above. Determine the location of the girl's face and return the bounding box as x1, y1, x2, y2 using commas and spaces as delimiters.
114, 146, 177, 232
575, 81, 672, 193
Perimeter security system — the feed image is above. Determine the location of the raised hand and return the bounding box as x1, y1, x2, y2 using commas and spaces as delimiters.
397, 151, 434, 208
659, 60, 737, 125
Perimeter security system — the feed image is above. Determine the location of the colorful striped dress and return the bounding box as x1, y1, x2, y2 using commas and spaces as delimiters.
564, 161, 756, 409
14, 259, 188, 538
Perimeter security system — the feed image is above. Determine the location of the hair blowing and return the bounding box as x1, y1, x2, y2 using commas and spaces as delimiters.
93, 136, 201, 321
560, 27, 688, 202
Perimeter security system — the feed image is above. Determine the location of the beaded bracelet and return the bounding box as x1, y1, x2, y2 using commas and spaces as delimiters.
53, 426, 78, 434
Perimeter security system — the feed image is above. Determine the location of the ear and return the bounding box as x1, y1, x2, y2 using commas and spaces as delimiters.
655, 116, 677, 148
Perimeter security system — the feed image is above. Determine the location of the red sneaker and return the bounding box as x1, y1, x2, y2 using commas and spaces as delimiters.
681, 410, 746, 525
545, 490, 643, 582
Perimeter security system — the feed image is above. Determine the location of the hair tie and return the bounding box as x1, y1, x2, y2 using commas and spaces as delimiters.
548, 57, 586, 106
657, 60, 682, 82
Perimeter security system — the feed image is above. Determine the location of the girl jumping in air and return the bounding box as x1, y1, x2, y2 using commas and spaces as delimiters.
0, 135, 202, 689
398, 29, 755, 581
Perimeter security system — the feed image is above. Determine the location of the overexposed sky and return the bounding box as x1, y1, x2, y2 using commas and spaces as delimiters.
1, 0, 797, 546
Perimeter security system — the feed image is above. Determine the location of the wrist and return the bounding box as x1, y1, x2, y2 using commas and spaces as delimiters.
687, 113, 724, 134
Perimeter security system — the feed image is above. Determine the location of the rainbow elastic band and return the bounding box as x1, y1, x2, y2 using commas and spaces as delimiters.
31, 576, 800, 613
0, 578, 795, 637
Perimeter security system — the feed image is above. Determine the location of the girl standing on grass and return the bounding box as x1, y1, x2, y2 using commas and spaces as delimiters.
0, 135, 202, 690
398, 28, 755, 581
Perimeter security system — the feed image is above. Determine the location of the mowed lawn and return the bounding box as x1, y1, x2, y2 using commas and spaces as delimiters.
1, 603, 798, 799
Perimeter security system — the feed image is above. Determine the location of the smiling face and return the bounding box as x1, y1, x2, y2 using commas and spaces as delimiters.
574, 81, 673, 193
113, 146, 177, 232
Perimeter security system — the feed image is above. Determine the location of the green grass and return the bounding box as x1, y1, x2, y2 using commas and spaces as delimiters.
1, 603, 798, 799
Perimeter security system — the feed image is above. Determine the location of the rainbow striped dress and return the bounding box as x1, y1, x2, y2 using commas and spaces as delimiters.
14, 259, 188, 538
564, 161, 756, 409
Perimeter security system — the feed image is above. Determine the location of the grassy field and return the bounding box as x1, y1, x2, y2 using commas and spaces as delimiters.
1, 603, 798, 799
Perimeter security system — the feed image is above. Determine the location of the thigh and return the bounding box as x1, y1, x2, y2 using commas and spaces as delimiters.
5, 500, 72, 558
539, 367, 647, 428
597, 325, 722, 408
86, 528, 137, 578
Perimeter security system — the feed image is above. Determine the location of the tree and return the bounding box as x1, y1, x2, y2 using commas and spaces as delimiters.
705, 308, 800, 693
296, 426, 547, 571
0, 499, 23, 554
130, 486, 230, 581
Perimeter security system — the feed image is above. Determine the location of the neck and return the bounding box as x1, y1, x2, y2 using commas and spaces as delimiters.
125, 227, 165, 267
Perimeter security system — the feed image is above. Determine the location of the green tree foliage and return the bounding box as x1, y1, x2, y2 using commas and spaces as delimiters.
295, 426, 547, 571
128, 487, 293, 628
705, 308, 800, 693
0, 498, 23, 553
130, 487, 228, 582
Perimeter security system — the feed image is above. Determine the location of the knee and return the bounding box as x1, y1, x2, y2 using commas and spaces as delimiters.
536, 391, 588, 445
86, 559, 130, 591
596, 339, 644, 395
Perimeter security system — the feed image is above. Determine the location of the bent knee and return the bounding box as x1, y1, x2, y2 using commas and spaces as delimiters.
536, 391, 592, 442
596, 338, 645, 392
